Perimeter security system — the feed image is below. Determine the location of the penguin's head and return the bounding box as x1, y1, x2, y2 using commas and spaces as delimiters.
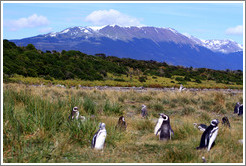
119, 116, 125, 122
100, 123, 106, 129
211, 119, 219, 126
161, 114, 169, 121
73, 106, 78, 112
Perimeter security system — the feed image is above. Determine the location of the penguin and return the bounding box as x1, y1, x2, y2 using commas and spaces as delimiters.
222, 116, 231, 128
68, 106, 80, 120
156, 113, 173, 141
202, 156, 206, 163
141, 104, 148, 117
196, 119, 219, 151
193, 123, 208, 132
238, 104, 243, 116
91, 123, 107, 150
234, 102, 240, 114
116, 116, 127, 131
155, 113, 174, 136
179, 84, 186, 92
68, 106, 86, 121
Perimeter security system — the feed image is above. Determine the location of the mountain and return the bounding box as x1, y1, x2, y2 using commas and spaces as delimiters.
9, 25, 243, 70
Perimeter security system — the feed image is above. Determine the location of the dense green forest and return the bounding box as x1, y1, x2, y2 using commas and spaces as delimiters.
3, 39, 243, 85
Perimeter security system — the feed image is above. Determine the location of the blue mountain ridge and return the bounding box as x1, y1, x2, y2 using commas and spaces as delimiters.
9, 25, 243, 70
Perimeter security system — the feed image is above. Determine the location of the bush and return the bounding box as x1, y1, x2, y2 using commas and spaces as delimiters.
114, 78, 126, 82
44, 75, 54, 81
139, 76, 147, 82
195, 79, 202, 83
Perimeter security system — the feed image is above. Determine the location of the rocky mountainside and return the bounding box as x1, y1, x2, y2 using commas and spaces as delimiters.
10, 25, 243, 70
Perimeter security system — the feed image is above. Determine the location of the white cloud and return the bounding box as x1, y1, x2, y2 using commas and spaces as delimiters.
225, 25, 243, 35
85, 9, 142, 26
5, 14, 49, 31
39, 27, 53, 33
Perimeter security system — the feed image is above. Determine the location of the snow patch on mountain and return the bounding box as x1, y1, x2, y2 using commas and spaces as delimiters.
183, 33, 243, 53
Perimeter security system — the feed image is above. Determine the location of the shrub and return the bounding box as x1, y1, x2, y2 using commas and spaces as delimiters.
195, 79, 202, 83
114, 78, 126, 82
139, 76, 147, 82
175, 77, 185, 82
44, 75, 54, 81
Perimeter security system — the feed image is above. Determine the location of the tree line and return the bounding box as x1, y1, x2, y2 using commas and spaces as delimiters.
3, 39, 243, 85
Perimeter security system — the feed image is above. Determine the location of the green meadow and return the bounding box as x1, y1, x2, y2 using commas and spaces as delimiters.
3, 83, 243, 163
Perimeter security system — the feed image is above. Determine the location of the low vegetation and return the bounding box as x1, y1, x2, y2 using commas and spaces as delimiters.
3, 40, 243, 89
3, 83, 243, 163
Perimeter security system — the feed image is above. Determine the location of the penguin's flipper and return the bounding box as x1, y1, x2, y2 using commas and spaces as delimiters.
91, 129, 100, 149
156, 127, 161, 136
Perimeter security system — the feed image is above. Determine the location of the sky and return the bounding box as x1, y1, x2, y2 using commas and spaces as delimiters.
2, 2, 244, 45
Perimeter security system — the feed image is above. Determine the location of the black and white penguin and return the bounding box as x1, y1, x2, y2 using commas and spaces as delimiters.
196, 119, 219, 151
68, 106, 80, 120
141, 104, 148, 117
91, 123, 107, 150
116, 116, 127, 131
193, 123, 208, 132
68, 106, 86, 121
179, 84, 186, 92
156, 113, 173, 141
222, 116, 231, 128
234, 102, 240, 114
155, 113, 174, 136
238, 104, 243, 116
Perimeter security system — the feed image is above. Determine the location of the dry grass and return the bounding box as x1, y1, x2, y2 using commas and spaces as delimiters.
3, 83, 244, 163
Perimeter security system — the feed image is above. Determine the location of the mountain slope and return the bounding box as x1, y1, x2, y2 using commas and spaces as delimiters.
10, 25, 243, 70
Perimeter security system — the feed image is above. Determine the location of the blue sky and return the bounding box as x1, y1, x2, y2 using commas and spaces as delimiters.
2, 2, 244, 44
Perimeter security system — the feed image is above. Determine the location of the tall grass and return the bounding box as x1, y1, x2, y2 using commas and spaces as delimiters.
3, 83, 243, 163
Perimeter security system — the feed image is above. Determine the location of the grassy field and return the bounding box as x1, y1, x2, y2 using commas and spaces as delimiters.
3, 83, 244, 163
6, 73, 243, 89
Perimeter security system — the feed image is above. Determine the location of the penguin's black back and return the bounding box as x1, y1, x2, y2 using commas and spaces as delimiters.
234, 104, 239, 114
238, 105, 243, 116
91, 129, 100, 148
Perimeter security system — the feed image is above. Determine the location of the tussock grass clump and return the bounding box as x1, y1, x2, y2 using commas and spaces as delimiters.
134, 119, 154, 134
83, 97, 96, 115
151, 102, 164, 112
103, 100, 122, 115
139, 95, 152, 102
65, 118, 99, 146
181, 106, 196, 115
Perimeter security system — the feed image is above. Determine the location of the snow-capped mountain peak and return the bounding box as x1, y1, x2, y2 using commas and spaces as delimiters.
44, 25, 242, 53
183, 33, 243, 53
201, 39, 243, 53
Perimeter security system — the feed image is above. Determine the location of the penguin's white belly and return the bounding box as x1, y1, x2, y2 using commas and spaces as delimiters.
95, 131, 107, 150
154, 118, 164, 135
